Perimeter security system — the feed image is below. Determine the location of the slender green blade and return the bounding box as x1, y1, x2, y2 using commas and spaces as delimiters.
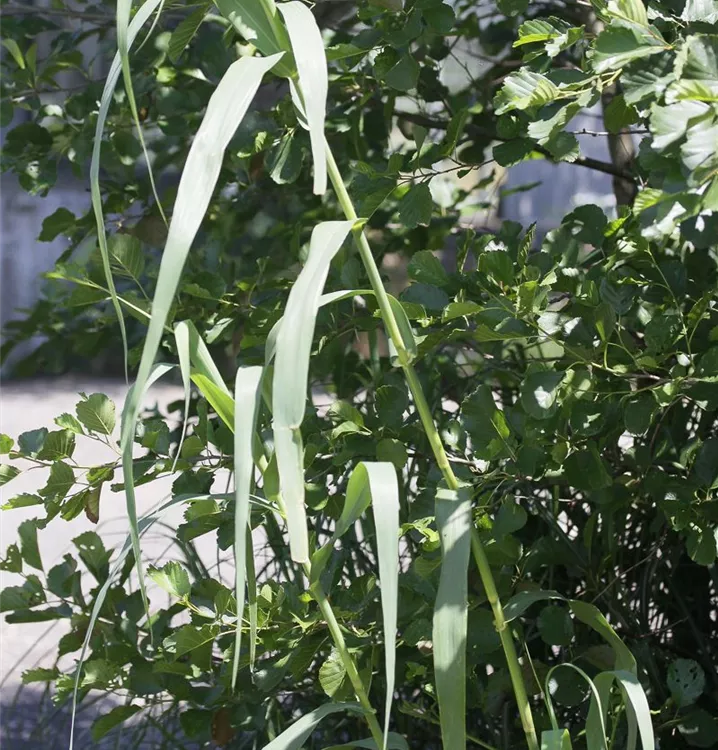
91, 0, 164, 377
503, 590, 637, 673
192, 374, 234, 430
544, 664, 608, 750
176, 319, 235, 429
568, 600, 636, 672
278, 1, 328, 194
265, 289, 415, 367
245, 524, 258, 671
433, 484, 472, 750
364, 463, 400, 750
306, 460, 399, 748
231, 366, 263, 690
120, 53, 281, 614
173, 321, 192, 471
262, 703, 369, 750
273, 425, 307, 562
324, 736, 409, 750
273, 220, 353, 562
541, 729, 572, 750
588, 671, 655, 750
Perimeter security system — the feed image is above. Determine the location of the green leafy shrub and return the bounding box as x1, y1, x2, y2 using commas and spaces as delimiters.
1, 0, 717, 748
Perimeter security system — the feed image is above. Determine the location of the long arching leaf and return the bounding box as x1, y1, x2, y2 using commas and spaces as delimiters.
307, 461, 400, 748
278, 1, 328, 194
120, 52, 282, 625
262, 703, 369, 750
91, 0, 164, 377
231, 366, 263, 690
433, 484, 472, 750
365, 463, 400, 750
272, 220, 353, 562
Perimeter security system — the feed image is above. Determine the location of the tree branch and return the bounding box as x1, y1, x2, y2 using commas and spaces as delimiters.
396, 111, 636, 184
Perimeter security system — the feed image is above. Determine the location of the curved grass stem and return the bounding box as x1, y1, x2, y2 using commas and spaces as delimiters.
325, 139, 539, 750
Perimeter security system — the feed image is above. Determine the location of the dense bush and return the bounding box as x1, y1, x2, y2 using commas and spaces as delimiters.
1, 0, 717, 748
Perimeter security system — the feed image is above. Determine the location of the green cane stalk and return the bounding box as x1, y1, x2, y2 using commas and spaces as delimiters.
325, 141, 539, 750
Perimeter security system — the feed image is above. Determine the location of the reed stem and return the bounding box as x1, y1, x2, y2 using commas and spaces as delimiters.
325, 139, 538, 750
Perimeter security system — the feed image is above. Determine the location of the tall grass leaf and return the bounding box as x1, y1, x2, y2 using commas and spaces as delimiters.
120, 51, 282, 611
215, 0, 294, 77
433, 484, 472, 750
568, 600, 636, 672
365, 463, 400, 750
176, 319, 235, 428
588, 671, 655, 750
278, 1, 328, 194
273, 425, 308, 562
541, 729, 573, 750
91, 0, 164, 378
503, 590, 637, 673
118, 362, 177, 625
173, 322, 192, 472
324, 736, 409, 750
135, 0, 166, 53
306, 461, 399, 747
231, 365, 263, 690
192, 374, 234, 430
116, 0, 167, 224
245, 525, 258, 671
544, 664, 608, 750
273, 220, 353, 562
265, 288, 415, 366
262, 703, 369, 750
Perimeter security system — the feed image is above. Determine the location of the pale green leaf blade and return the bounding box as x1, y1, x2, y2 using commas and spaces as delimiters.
541, 729, 573, 750
262, 703, 369, 750
433, 484, 472, 750
91, 0, 164, 377
245, 525, 258, 671
544, 664, 608, 750
279, 1, 328, 194
117, 362, 176, 628
273, 425, 308, 562
568, 600, 636, 672
324, 736, 409, 750
119, 53, 281, 610
613, 670, 655, 750
364, 462, 400, 750
191, 374, 235, 430
232, 365, 263, 689
682, 0, 718, 23
272, 220, 353, 562
173, 321, 192, 470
